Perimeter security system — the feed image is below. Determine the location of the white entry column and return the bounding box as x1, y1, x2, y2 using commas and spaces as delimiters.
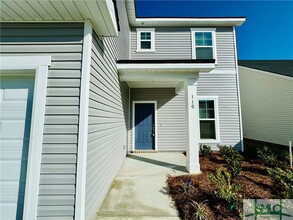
185, 78, 200, 173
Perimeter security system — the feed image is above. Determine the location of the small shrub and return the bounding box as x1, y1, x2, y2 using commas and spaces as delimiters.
226, 159, 242, 179
218, 145, 243, 178
267, 167, 293, 198
208, 169, 241, 206
189, 199, 210, 220
200, 145, 212, 157
277, 151, 293, 168
219, 145, 236, 159
257, 146, 278, 167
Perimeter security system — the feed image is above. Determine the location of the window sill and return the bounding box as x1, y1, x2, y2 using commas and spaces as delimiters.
136, 49, 156, 53
199, 139, 221, 144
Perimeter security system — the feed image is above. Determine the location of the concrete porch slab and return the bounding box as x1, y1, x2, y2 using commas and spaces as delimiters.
96, 153, 188, 219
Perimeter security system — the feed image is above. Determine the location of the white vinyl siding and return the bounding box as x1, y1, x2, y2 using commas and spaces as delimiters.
239, 66, 293, 146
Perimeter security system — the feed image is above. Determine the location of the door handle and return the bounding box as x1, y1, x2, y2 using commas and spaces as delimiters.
152, 124, 155, 137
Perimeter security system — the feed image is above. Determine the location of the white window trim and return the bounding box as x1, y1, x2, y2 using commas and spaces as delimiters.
0, 55, 51, 220
191, 28, 217, 63
136, 28, 155, 52
132, 101, 157, 151
197, 96, 221, 144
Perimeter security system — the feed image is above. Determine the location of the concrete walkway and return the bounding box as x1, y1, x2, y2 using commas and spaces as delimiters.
97, 153, 188, 219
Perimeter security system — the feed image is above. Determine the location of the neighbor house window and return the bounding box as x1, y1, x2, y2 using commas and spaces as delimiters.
137, 28, 155, 51
191, 28, 216, 60
198, 97, 220, 143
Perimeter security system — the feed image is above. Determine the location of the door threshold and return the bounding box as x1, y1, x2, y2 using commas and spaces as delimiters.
131, 150, 157, 153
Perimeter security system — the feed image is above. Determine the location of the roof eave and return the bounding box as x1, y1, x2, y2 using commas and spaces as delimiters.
0, 0, 118, 37
125, 0, 245, 27
133, 18, 246, 27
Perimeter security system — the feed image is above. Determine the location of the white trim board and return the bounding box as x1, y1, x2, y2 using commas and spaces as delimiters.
0, 55, 51, 220
233, 27, 244, 151
75, 19, 93, 220
117, 63, 215, 70
132, 101, 158, 151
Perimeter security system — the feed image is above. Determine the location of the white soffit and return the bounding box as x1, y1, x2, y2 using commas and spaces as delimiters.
117, 63, 215, 74
0, 0, 118, 37
125, 0, 245, 27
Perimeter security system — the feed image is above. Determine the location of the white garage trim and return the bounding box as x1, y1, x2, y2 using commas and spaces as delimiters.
0, 56, 51, 220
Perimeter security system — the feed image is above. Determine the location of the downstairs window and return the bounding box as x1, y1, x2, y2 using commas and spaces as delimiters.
198, 97, 220, 143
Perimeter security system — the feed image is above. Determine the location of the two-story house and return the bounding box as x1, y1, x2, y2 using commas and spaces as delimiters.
0, 0, 245, 219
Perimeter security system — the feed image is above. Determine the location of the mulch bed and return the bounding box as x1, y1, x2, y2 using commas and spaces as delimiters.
167, 152, 281, 220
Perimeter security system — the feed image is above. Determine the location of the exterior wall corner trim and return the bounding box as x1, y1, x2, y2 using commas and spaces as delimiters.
75, 19, 93, 220
233, 26, 244, 151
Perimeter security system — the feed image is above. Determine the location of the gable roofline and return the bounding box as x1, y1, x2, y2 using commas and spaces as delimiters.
238, 60, 293, 78
126, 0, 246, 27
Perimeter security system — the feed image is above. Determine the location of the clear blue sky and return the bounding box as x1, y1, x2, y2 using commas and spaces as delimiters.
135, 0, 293, 60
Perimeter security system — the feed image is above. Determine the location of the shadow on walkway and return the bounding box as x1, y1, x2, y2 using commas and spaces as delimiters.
127, 154, 188, 173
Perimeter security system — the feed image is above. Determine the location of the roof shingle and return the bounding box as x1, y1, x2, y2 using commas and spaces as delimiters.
238, 60, 293, 77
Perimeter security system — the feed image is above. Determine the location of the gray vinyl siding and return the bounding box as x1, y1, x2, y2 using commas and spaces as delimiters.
85, 1, 130, 219
129, 83, 241, 151
130, 27, 241, 150
0, 23, 84, 219
196, 29, 241, 149
215, 28, 237, 70
130, 27, 236, 70
117, 0, 130, 60
197, 71, 242, 150
130, 88, 186, 151
131, 28, 191, 60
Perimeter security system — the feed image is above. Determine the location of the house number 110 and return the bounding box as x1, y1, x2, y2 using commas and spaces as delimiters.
191, 95, 194, 108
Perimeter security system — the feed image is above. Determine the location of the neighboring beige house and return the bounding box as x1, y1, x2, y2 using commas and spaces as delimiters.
238, 60, 293, 147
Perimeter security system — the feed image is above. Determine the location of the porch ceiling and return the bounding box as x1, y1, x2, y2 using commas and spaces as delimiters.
117, 60, 215, 75
127, 81, 179, 88
117, 59, 215, 88
0, 0, 118, 37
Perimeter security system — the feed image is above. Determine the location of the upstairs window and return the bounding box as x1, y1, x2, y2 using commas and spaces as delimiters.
137, 28, 155, 52
191, 28, 216, 60
198, 97, 220, 143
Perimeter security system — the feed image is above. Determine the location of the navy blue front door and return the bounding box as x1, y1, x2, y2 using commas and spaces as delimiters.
135, 103, 155, 150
